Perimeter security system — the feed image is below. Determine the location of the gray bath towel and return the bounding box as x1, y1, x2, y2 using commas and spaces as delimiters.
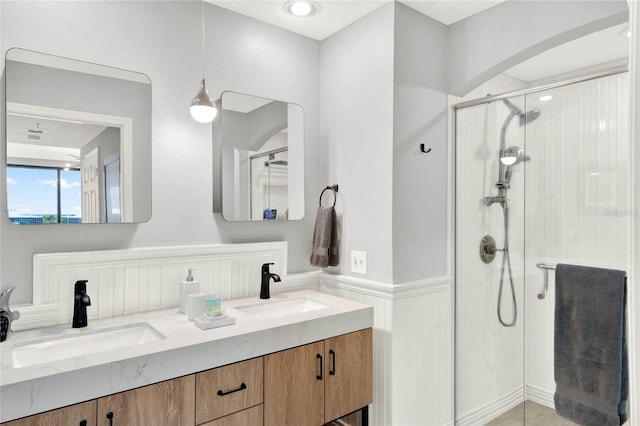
554, 264, 628, 426
309, 206, 339, 268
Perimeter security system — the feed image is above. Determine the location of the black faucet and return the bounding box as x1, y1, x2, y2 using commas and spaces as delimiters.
73, 280, 91, 328
0, 287, 20, 343
260, 263, 281, 299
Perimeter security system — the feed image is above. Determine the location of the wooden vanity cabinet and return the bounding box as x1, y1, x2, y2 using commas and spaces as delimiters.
96, 375, 195, 426
264, 328, 373, 426
2, 329, 371, 426
0, 401, 96, 426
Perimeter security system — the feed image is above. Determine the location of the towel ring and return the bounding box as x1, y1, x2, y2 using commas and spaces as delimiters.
319, 185, 338, 208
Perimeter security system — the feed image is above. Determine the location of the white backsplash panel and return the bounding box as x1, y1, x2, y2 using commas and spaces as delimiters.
18, 242, 287, 330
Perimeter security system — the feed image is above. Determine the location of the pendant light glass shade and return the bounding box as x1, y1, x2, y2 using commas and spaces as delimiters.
190, 78, 217, 123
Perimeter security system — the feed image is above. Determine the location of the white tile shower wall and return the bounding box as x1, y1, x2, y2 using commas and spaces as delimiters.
18, 242, 288, 330
524, 72, 630, 403
320, 274, 452, 426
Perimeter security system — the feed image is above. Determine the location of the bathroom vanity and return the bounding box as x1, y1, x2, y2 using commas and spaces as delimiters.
0, 290, 373, 425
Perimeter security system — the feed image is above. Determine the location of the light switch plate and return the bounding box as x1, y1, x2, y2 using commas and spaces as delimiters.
350, 250, 367, 274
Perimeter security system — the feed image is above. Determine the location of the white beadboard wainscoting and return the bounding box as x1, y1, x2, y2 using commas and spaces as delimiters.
320, 273, 453, 426
17, 242, 290, 330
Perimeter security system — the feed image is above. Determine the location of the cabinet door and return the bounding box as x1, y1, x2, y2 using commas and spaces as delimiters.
324, 328, 373, 423
97, 375, 195, 426
1, 401, 96, 426
264, 341, 324, 426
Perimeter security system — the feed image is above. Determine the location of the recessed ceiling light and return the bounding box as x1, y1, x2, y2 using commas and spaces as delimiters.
284, 1, 318, 17
539, 95, 553, 102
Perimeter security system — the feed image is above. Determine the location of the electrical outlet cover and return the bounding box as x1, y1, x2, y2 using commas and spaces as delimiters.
350, 250, 367, 274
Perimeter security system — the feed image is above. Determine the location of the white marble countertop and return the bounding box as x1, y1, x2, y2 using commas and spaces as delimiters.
0, 289, 373, 423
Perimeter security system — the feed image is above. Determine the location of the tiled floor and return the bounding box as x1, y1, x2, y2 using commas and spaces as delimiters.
486, 401, 578, 426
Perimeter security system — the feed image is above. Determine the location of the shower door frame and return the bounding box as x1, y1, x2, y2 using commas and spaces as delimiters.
451, 64, 629, 425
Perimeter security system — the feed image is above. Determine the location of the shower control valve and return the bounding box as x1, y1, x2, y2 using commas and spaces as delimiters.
480, 235, 501, 264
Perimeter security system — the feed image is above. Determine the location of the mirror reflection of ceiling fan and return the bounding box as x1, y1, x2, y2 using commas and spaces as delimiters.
65, 154, 81, 171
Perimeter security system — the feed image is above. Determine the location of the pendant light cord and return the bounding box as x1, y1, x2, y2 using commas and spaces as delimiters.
201, 1, 205, 78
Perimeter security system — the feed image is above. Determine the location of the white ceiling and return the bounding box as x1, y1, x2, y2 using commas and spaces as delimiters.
504, 22, 629, 83
205, 0, 508, 41
7, 114, 107, 150
7, 114, 107, 164
207, 1, 629, 82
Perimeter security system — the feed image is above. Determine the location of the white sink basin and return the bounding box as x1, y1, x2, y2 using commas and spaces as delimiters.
12, 322, 165, 368
234, 298, 328, 320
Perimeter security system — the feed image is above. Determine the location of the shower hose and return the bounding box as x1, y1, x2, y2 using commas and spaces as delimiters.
498, 203, 517, 327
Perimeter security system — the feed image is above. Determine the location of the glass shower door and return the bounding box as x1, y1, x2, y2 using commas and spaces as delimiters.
455, 95, 527, 425
522, 72, 630, 425
455, 71, 630, 425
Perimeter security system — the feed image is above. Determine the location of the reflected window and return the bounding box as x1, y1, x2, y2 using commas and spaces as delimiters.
7, 165, 81, 224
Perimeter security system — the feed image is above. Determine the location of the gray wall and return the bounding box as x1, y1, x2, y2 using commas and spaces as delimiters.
1, 1, 321, 304
320, 3, 396, 283
392, 3, 448, 283
447, 0, 628, 96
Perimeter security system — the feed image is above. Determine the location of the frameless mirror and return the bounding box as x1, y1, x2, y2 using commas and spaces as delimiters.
216, 91, 304, 221
5, 48, 152, 224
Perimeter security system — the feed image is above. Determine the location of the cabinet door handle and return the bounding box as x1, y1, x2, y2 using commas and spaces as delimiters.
329, 349, 336, 376
106, 411, 114, 426
217, 382, 247, 396
316, 354, 323, 380
80, 421, 87, 426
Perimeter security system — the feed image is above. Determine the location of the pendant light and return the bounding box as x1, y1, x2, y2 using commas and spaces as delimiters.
190, 1, 217, 124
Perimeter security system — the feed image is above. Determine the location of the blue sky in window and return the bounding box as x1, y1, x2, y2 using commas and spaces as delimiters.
7, 167, 81, 216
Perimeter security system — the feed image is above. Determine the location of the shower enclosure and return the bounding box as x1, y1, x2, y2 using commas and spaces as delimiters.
454, 69, 630, 425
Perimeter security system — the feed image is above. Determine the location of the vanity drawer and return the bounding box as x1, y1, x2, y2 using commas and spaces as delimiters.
200, 405, 263, 426
195, 357, 263, 424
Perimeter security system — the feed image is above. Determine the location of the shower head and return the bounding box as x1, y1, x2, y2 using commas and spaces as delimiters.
521, 109, 541, 126
502, 99, 541, 126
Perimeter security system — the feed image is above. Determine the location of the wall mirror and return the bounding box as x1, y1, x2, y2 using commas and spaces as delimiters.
216, 91, 304, 221
5, 48, 152, 224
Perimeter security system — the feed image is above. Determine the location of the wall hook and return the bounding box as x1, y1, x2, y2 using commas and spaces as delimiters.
420, 143, 431, 153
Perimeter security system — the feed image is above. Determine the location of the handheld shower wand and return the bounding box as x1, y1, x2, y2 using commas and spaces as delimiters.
484, 99, 540, 327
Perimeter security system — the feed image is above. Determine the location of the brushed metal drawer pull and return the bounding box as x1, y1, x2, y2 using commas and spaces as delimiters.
217, 382, 247, 396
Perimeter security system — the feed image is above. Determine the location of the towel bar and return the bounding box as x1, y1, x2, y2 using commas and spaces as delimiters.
535, 263, 627, 300
535, 263, 553, 299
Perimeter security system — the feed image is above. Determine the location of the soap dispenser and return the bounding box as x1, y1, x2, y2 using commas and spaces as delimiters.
179, 268, 200, 315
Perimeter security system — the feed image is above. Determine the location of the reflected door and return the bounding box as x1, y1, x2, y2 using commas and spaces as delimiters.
82, 147, 101, 223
